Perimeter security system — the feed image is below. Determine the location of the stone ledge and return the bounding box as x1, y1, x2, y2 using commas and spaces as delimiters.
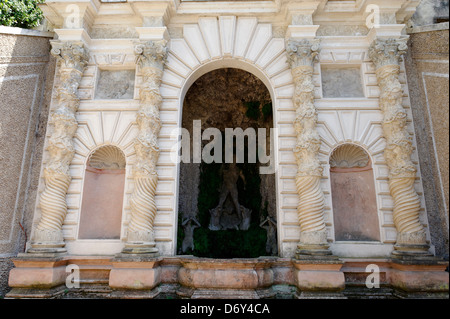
407, 22, 449, 34
5, 255, 449, 299
0, 26, 54, 38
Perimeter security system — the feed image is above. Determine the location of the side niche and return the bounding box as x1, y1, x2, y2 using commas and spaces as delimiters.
329, 144, 380, 242
78, 145, 126, 240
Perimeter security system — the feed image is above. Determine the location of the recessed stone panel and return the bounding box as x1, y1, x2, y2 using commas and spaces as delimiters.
321, 66, 365, 98
95, 69, 135, 100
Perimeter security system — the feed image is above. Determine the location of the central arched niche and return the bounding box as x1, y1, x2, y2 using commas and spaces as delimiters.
177, 68, 277, 258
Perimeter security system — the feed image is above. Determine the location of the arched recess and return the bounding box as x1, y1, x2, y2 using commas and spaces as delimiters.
162, 17, 293, 256
78, 145, 126, 240
329, 143, 380, 242
174, 61, 280, 257
177, 67, 276, 258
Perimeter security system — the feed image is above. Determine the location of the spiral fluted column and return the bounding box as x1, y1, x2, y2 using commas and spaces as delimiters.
287, 39, 331, 258
29, 41, 89, 254
122, 40, 168, 255
369, 38, 431, 258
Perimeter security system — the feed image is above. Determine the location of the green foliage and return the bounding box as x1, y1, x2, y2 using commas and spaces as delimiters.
262, 102, 273, 121
243, 101, 273, 121
0, 0, 45, 29
244, 101, 261, 120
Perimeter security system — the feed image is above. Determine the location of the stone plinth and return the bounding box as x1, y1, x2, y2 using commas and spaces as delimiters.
293, 258, 346, 299
177, 257, 276, 299
109, 255, 162, 291
8, 256, 68, 289
387, 259, 449, 298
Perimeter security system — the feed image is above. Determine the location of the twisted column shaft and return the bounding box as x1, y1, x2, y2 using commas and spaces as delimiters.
287, 39, 331, 257
122, 40, 168, 255
369, 38, 430, 257
30, 41, 89, 254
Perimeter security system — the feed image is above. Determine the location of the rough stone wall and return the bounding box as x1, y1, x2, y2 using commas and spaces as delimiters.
404, 23, 449, 259
0, 27, 55, 297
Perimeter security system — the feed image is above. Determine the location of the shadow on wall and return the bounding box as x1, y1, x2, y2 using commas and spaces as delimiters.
0, 27, 55, 297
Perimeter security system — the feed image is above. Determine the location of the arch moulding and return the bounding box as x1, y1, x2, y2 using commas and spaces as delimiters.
159, 16, 297, 257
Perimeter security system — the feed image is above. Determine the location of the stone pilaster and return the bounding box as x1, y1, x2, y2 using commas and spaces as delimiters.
122, 40, 168, 255
368, 38, 432, 258
29, 41, 89, 254
286, 39, 332, 258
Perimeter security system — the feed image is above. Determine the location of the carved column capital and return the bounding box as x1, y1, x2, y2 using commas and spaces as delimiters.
50, 41, 90, 73
134, 39, 168, 72
368, 38, 408, 70
286, 39, 320, 69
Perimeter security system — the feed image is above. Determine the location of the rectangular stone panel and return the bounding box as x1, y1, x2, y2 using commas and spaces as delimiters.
321, 66, 365, 98
95, 69, 135, 100
78, 167, 125, 240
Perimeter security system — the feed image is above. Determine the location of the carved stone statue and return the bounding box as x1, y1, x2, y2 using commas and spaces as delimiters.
218, 162, 246, 219
181, 217, 201, 253
260, 216, 278, 256
208, 162, 252, 231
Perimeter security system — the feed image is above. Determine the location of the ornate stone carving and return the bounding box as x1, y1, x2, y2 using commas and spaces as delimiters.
330, 144, 370, 168
368, 38, 430, 257
208, 163, 252, 231
287, 39, 331, 257
122, 40, 168, 255
30, 41, 89, 253
260, 216, 278, 256
88, 145, 126, 170
181, 217, 200, 253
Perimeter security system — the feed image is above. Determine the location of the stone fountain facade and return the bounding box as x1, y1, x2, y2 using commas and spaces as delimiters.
3, 0, 448, 299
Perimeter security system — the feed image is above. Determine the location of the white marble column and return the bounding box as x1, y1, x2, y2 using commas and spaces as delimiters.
29, 41, 89, 254
286, 39, 332, 258
368, 38, 431, 258
122, 40, 168, 255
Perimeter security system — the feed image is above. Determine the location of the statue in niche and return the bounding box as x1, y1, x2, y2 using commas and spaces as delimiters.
260, 216, 278, 256
181, 216, 201, 253
208, 162, 252, 231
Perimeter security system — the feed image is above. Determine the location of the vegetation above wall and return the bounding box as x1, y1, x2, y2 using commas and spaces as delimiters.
0, 0, 44, 29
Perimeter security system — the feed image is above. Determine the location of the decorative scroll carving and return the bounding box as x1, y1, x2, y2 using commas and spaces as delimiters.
30, 41, 89, 253
260, 216, 278, 256
287, 39, 331, 257
122, 40, 168, 255
368, 38, 430, 257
